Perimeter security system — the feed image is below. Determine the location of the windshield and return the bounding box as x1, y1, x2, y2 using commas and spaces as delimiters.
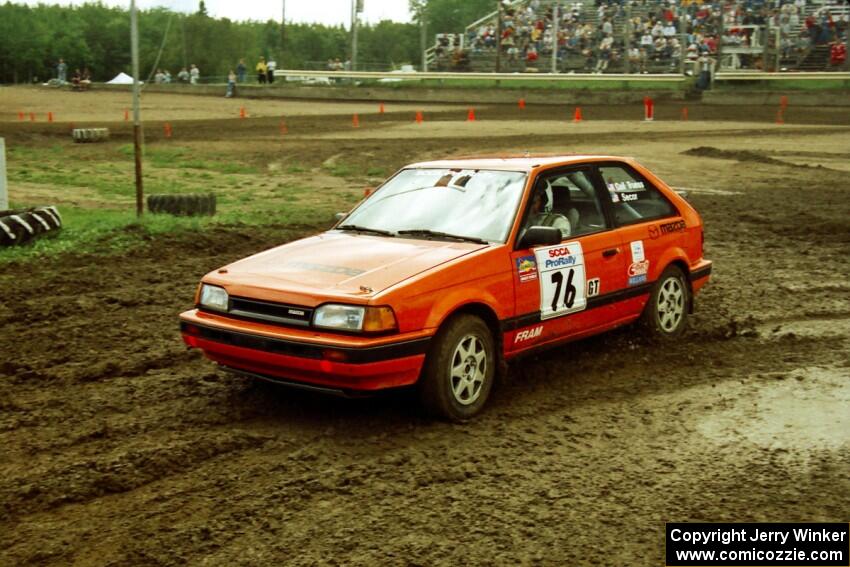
340, 168, 528, 243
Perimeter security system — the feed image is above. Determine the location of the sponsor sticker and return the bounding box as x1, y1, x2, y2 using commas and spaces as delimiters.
628, 260, 650, 277
659, 219, 687, 235
630, 240, 645, 263
516, 255, 538, 282
587, 277, 600, 297
514, 325, 543, 343
607, 180, 646, 193
649, 225, 660, 239
621, 192, 638, 202
629, 274, 648, 286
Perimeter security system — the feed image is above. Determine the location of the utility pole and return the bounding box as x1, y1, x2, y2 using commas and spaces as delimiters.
496, 1, 502, 72
351, 0, 360, 71
0, 137, 7, 211
552, 3, 559, 73
281, 0, 286, 67
130, 0, 144, 217
624, 2, 632, 74
419, 3, 428, 72
679, 5, 687, 75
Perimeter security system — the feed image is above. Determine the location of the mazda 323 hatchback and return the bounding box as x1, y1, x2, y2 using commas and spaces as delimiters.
180, 156, 712, 421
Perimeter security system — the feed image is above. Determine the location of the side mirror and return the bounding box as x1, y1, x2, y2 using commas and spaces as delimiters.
518, 226, 562, 249
334, 212, 347, 222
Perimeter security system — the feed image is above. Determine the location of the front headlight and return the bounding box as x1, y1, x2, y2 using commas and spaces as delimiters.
313, 304, 397, 333
199, 284, 229, 312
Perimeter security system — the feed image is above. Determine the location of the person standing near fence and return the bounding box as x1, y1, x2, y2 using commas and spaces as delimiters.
190, 64, 200, 84
56, 59, 67, 83
236, 59, 246, 82
266, 59, 276, 84
256, 57, 267, 84
225, 69, 237, 97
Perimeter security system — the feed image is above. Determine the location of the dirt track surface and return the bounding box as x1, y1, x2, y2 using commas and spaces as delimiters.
1, 92, 850, 565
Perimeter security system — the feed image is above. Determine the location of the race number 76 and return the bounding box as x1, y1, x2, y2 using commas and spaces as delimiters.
550, 269, 577, 312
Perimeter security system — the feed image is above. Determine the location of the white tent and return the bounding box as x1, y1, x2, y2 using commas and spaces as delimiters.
106, 72, 136, 85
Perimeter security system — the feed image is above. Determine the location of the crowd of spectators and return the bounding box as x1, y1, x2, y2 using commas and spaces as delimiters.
437, 0, 848, 73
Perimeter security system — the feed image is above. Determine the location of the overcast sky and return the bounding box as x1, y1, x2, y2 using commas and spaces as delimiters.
21, 0, 413, 25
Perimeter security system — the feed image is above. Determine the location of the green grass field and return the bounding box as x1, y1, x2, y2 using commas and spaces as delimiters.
0, 142, 364, 264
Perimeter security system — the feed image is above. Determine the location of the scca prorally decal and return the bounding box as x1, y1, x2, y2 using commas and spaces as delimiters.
516, 255, 538, 283
514, 325, 543, 343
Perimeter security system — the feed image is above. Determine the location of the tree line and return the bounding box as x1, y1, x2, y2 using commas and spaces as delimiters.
0, 0, 499, 84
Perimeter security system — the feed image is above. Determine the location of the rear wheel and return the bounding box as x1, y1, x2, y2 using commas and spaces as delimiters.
641, 265, 689, 339
418, 314, 495, 422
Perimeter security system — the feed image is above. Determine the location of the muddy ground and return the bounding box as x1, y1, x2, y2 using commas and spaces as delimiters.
1, 90, 849, 565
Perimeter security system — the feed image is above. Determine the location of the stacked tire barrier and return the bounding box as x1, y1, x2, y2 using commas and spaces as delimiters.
147, 193, 216, 216
72, 128, 110, 143
0, 206, 62, 246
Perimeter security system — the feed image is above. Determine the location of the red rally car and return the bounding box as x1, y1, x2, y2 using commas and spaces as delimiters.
180, 156, 712, 421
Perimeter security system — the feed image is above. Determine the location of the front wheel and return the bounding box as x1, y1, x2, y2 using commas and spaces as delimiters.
418, 314, 496, 422
640, 265, 689, 339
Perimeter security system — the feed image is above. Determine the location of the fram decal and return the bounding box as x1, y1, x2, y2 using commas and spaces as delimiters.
628, 260, 650, 277
514, 325, 543, 343
516, 255, 538, 282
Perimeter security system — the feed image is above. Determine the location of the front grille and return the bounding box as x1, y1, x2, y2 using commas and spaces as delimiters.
226, 296, 313, 327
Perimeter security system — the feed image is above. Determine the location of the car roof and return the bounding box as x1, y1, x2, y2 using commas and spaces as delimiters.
404, 155, 633, 172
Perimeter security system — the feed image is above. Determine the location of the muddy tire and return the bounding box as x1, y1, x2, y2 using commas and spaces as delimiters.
418, 314, 496, 422
147, 193, 216, 216
640, 265, 689, 339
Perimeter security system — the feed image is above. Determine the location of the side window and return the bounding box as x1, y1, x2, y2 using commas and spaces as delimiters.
523, 169, 608, 240
599, 164, 677, 226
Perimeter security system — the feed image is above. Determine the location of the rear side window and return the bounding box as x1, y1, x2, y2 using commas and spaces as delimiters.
599, 164, 677, 226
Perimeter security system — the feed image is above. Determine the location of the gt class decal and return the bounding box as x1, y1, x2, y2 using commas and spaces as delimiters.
587, 277, 600, 297
534, 242, 587, 320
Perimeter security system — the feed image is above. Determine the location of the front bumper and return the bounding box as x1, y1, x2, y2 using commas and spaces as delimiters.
179, 310, 430, 392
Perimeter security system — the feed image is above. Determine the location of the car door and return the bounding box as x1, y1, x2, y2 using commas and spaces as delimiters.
506, 166, 627, 354
595, 162, 684, 318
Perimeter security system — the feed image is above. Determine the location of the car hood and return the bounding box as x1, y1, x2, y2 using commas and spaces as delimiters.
210, 231, 487, 302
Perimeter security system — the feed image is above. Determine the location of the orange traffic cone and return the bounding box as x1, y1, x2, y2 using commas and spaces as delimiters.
352, 113, 360, 128
779, 95, 788, 110
643, 96, 654, 121
379, 102, 385, 114
573, 107, 583, 122
681, 106, 689, 121
775, 109, 784, 125
164, 122, 173, 138
48, 112, 54, 123
415, 111, 423, 124
279, 118, 288, 135
518, 98, 526, 110
467, 108, 476, 122
17, 111, 24, 121
239, 107, 247, 119
124, 108, 129, 121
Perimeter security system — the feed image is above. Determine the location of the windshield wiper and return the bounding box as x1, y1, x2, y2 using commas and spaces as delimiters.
337, 224, 396, 237
397, 229, 490, 245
